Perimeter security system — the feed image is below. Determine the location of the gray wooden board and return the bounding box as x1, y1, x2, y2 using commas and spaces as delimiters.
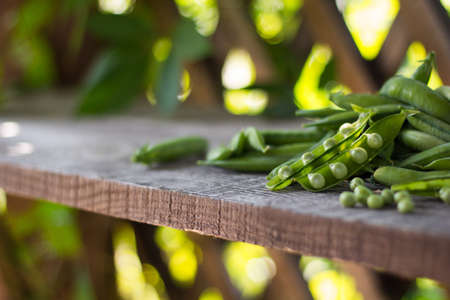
1, 115, 450, 283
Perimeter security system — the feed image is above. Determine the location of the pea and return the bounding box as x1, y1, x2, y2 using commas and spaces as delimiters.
367, 195, 384, 209
301, 152, 315, 165
397, 200, 414, 214
350, 177, 365, 191
339, 192, 356, 208
308, 173, 326, 189
354, 185, 372, 205
350, 147, 368, 164
394, 191, 411, 203
339, 122, 355, 136
329, 162, 348, 179
439, 187, 450, 204
277, 165, 293, 180
381, 189, 394, 205
366, 133, 383, 149
323, 137, 337, 150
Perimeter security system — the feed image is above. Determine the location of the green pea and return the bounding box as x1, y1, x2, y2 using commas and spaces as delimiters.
380, 76, 450, 123
381, 189, 394, 205
350, 147, 368, 164
301, 152, 315, 165
366, 133, 383, 149
339, 122, 355, 136
399, 129, 445, 152
339, 192, 356, 208
439, 187, 450, 204
323, 137, 337, 150
394, 191, 410, 203
350, 177, 365, 191
308, 173, 326, 189
329, 162, 348, 179
354, 185, 372, 205
277, 165, 293, 180
397, 200, 414, 214
206, 146, 232, 161
367, 195, 384, 209
132, 136, 208, 165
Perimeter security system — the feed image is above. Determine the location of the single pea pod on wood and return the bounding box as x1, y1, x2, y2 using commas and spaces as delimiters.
407, 112, 450, 142
435, 86, 450, 101
303, 111, 359, 129
373, 166, 450, 186
296, 113, 406, 192
411, 51, 435, 84
260, 127, 325, 145
266, 114, 371, 190
266, 130, 335, 180
198, 154, 293, 172
391, 178, 450, 193
399, 129, 445, 151
330, 93, 402, 110
245, 127, 269, 153
295, 107, 343, 118
397, 143, 450, 168
132, 136, 208, 165
420, 158, 450, 170
379, 76, 450, 123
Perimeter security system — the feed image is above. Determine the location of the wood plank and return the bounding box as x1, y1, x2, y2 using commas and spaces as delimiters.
0, 116, 449, 285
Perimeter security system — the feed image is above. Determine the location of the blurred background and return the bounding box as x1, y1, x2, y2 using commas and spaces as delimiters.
0, 0, 449, 299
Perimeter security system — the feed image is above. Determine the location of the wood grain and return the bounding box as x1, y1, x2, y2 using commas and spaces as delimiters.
0, 116, 449, 284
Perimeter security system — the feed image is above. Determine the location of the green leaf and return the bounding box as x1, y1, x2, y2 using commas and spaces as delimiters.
154, 52, 182, 114
172, 18, 210, 61
77, 48, 148, 115
88, 13, 153, 46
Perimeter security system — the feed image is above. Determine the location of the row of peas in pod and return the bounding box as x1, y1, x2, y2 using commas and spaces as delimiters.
132, 52, 450, 214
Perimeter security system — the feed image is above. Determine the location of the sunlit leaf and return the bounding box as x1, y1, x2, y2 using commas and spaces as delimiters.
78, 48, 148, 114
318, 57, 336, 89
154, 52, 182, 114
88, 13, 153, 46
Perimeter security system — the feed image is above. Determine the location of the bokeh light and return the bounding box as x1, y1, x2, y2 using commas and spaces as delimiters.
98, 0, 135, 14
294, 44, 333, 109
0, 122, 20, 138
198, 288, 224, 300
223, 242, 276, 298
222, 49, 256, 90
251, 0, 303, 44
396, 41, 443, 89
174, 0, 219, 36
177, 70, 191, 102
0, 188, 6, 215
441, 0, 450, 14
224, 89, 268, 116
153, 38, 172, 62
340, 0, 399, 60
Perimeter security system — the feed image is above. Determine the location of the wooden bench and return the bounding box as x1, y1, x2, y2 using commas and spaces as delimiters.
1, 110, 449, 286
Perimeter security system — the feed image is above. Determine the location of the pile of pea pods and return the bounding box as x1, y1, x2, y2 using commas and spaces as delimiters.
133, 52, 450, 213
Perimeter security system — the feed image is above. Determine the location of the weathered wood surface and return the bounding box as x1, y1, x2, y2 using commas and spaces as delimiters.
0, 115, 450, 284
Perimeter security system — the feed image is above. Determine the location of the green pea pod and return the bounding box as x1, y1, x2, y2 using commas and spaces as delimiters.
266, 131, 335, 180
398, 143, 450, 167
411, 51, 435, 84
260, 127, 325, 145
373, 166, 450, 186
435, 86, 450, 101
266, 114, 371, 190
421, 158, 450, 171
295, 108, 343, 118
380, 76, 450, 123
297, 113, 406, 192
407, 112, 450, 142
399, 129, 445, 151
378, 141, 394, 161
132, 136, 208, 165
198, 154, 292, 172
229, 130, 246, 156
303, 111, 359, 129
245, 127, 269, 153
330, 93, 402, 110
351, 104, 408, 120
265, 142, 315, 156
206, 146, 232, 161
391, 178, 450, 193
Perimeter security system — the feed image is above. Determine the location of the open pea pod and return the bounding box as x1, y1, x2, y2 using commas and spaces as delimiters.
266, 113, 371, 190
296, 113, 406, 192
